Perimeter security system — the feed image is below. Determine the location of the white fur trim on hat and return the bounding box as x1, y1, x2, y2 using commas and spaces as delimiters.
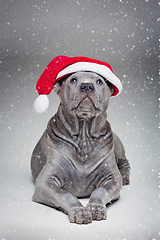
57, 62, 122, 96
33, 94, 49, 113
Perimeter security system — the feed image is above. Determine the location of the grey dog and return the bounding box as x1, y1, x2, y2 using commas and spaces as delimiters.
31, 71, 130, 224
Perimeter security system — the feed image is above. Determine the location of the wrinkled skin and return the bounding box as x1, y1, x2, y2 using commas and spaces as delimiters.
31, 72, 130, 224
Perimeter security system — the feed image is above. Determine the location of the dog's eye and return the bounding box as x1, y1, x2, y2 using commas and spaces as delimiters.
96, 79, 103, 85
70, 78, 77, 84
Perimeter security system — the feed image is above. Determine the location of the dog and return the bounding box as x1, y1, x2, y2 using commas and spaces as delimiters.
31, 56, 130, 224
31, 57, 130, 224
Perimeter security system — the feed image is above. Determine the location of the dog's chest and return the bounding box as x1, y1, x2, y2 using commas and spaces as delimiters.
75, 119, 102, 159
59, 153, 111, 198
76, 130, 94, 159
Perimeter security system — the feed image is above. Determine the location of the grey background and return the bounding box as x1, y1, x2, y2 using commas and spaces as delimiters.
0, 0, 159, 239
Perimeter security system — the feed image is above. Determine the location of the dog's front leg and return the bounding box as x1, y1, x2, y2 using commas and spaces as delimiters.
87, 177, 122, 221
32, 163, 92, 224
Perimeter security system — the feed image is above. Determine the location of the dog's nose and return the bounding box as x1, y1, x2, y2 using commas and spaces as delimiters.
80, 83, 95, 93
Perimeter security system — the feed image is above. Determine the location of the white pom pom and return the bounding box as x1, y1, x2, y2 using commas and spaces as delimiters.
33, 95, 49, 113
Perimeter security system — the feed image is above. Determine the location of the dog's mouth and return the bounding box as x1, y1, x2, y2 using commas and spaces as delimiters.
81, 96, 93, 105
72, 96, 100, 113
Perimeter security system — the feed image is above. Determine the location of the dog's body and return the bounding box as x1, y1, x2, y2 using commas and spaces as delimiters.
31, 72, 130, 224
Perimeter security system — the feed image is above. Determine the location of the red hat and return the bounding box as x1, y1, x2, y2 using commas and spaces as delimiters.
33, 55, 122, 113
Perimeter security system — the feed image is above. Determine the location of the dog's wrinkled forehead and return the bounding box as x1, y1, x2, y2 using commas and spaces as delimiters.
69, 71, 102, 79
58, 71, 107, 85
67, 71, 104, 83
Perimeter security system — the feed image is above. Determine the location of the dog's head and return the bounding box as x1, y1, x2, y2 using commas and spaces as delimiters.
53, 72, 114, 119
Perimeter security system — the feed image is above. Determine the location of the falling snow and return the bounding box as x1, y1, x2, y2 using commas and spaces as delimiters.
0, 0, 159, 239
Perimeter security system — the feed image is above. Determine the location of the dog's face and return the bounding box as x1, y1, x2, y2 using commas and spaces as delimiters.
53, 72, 113, 118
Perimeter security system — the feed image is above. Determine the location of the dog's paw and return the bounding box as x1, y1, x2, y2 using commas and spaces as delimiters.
68, 206, 92, 224
122, 174, 130, 185
87, 203, 107, 221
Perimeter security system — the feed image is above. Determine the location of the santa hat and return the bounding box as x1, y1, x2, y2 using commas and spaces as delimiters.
33, 55, 122, 113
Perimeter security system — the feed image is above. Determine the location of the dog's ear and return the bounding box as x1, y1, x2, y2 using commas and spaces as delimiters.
53, 82, 61, 94
53, 76, 68, 94
106, 81, 114, 96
